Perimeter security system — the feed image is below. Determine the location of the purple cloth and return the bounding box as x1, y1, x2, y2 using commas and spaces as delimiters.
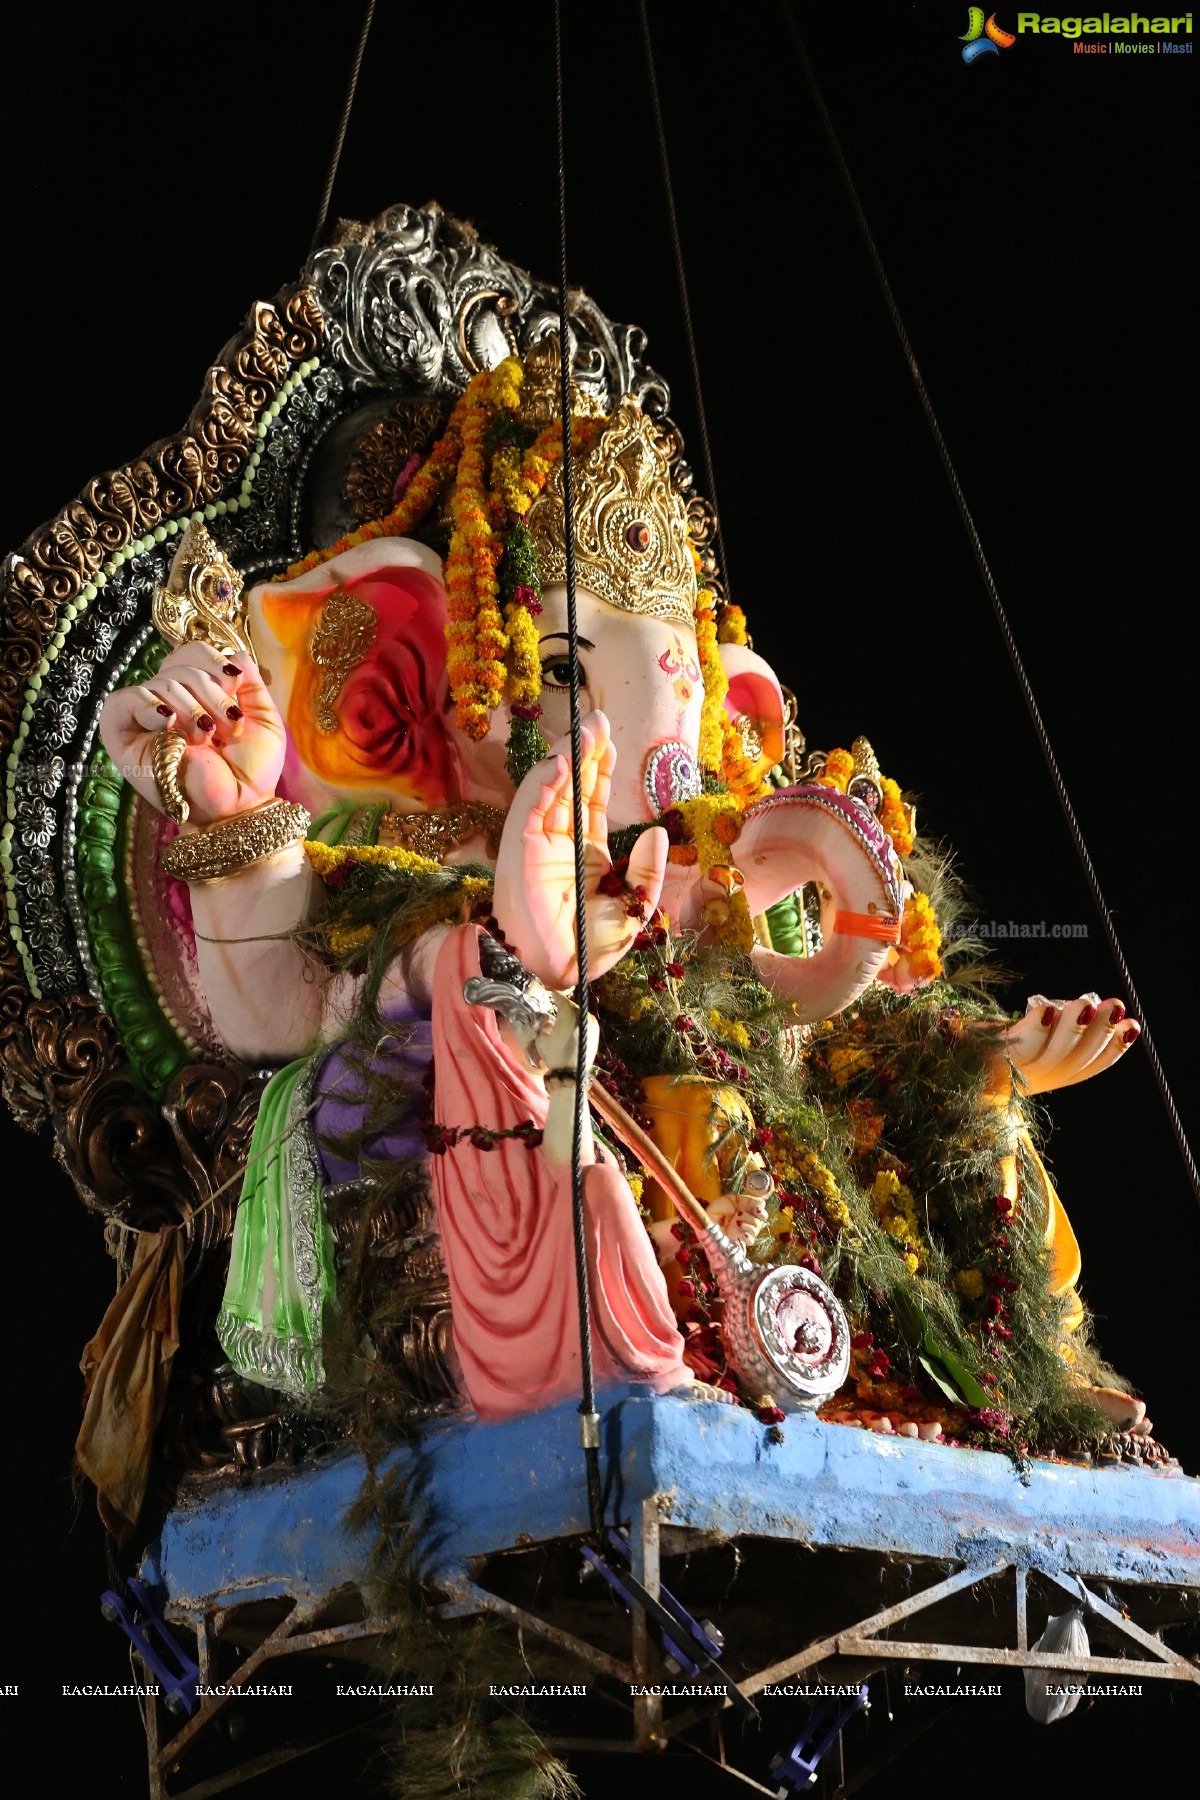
313, 996, 433, 1183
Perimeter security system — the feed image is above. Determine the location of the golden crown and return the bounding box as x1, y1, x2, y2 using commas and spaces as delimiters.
526, 395, 697, 629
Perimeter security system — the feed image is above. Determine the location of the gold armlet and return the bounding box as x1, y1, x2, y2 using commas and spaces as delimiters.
161, 800, 311, 883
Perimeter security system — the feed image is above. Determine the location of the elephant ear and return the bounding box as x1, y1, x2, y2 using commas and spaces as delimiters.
248, 537, 457, 821
717, 642, 786, 784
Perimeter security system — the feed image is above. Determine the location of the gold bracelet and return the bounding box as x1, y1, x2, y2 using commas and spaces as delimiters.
161, 800, 311, 883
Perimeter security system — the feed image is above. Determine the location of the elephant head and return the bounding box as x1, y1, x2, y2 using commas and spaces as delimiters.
250, 528, 901, 1024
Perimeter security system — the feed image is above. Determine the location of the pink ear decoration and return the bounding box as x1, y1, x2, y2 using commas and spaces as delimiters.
718, 644, 787, 774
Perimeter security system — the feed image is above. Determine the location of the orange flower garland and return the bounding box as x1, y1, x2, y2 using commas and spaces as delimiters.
817, 748, 856, 793
445, 374, 507, 739
716, 603, 748, 647
720, 713, 770, 806
896, 891, 943, 985
879, 775, 915, 857
279, 379, 481, 581
695, 594, 727, 775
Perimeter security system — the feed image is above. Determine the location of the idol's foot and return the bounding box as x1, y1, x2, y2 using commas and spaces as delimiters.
677, 1379, 739, 1406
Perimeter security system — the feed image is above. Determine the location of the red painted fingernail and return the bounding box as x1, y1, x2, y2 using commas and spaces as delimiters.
1108, 1003, 1126, 1026
226, 705, 243, 721
1040, 1006, 1057, 1028
197, 713, 215, 732
1122, 1025, 1140, 1045
156, 703, 173, 717
1078, 1004, 1097, 1027
222, 663, 241, 677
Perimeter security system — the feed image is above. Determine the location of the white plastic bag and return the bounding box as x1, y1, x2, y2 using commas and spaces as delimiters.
1024, 1605, 1090, 1723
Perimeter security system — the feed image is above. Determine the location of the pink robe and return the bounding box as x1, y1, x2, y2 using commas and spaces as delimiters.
430, 925, 691, 1418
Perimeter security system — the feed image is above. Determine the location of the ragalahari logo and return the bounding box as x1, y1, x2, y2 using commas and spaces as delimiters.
961, 8, 1017, 59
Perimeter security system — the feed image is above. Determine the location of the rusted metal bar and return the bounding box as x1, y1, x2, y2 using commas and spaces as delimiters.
739, 1559, 1006, 1696
164, 1712, 388, 1800
153, 1603, 315, 1771
280, 1619, 383, 1656
440, 1575, 634, 1685
835, 1638, 1196, 1679
830, 1703, 952, 1799
1041, 1568, 1196, 1670
145, 1673, 164, 1800
631, 1496, 665, 1749
676, 1736, 780, 1795
196, 1615, 217, 1689
547, 1737, 667, 1755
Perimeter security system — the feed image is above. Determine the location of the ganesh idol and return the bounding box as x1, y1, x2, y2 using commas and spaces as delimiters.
97, 347, 1145, 1451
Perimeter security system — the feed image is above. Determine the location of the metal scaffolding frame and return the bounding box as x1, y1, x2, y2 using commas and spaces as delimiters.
136, 1486, 1200, 1795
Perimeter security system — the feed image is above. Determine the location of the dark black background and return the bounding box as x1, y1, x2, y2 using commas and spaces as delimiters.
1, 3, 1195, 1795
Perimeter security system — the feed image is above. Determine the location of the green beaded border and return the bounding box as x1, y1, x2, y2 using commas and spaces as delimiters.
1, 357, 322, 1001
75, 642, 193, 1097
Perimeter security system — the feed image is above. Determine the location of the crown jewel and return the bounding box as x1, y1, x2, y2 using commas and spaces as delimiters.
527, 396, 696, 629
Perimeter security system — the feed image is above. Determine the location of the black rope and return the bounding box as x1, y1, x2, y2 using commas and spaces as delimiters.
778, 0, 1199, 1206
553, 0, 605, 1538
309, 0, 377, 258
637, 0, 733, 601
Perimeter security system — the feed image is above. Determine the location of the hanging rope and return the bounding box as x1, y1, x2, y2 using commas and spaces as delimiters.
309, 0, 378, 258
637, 0, 733, 601
777, 0, 1199, 1206
553, 0, 605, 1538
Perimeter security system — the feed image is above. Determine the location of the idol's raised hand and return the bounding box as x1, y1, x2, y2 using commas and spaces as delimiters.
98, 641, 286, 827
494, 710, 667, 992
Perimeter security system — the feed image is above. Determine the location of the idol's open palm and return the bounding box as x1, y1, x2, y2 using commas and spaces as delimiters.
494, 711, 667, 992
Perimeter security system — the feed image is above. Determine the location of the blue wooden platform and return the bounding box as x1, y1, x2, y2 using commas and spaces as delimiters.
146, 1394, 1200, 1619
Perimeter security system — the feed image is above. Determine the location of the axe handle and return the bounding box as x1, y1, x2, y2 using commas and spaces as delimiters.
587, 1081, 713, 1239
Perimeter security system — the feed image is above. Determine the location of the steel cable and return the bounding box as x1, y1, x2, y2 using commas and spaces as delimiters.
309, 0, 377, 259
778, 0, 1198, 1205
554, 0, 605, 1537
638, 0, 732, 600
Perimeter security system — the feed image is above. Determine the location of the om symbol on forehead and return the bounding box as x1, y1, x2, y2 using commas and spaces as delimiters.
658, 634, 701, 708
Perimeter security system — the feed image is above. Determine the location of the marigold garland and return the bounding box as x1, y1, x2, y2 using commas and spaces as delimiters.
304, 837, 494, 961
817, 748, 856, 793
674, 793, 757, 953
445, 371, 508, 739
706, 1008, 752, 1050
869, 1167, 926, 1276
716, 604, 748, 647
896, 891, 944, 985
719, 712, 770, 806
879, 776, 915, 857
304, 839, 442, 881
763, 1125, 853, 1234
695, 595, 727, 775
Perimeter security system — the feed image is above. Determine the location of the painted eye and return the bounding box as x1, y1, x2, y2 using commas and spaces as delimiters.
541, 658, 587, 690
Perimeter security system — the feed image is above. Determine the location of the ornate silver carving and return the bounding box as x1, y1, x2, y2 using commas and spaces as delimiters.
702, 1223, 851, 1411
463, 974, 558, 1070
308, 203, 669, 416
